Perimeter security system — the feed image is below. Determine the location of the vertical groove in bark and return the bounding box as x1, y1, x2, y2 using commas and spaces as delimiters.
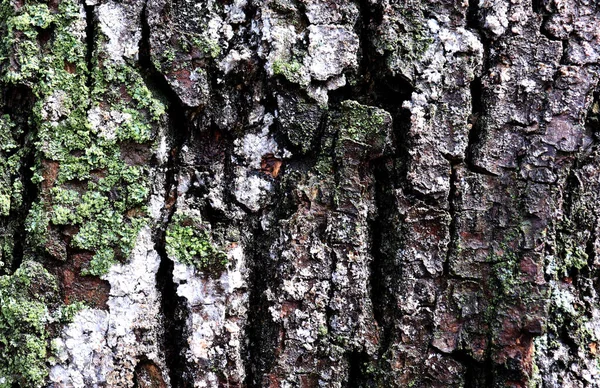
244, 222, 279, 388
2, 85, 36, 274
139, 2, 194, 384
444, 164, 458, 278
83, 3, 95, 92
466, 76, 485, 173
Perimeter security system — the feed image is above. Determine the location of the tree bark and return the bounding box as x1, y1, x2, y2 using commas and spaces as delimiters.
0, 0, 599, 387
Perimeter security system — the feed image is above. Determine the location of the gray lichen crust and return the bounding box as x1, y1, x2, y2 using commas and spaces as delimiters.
0, 0, 599, 387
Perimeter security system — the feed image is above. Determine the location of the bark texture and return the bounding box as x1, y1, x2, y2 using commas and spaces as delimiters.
0, 0, 599, 387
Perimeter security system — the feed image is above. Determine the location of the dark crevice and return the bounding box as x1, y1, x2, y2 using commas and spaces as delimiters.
559, 39, 569, 65
243, 220, 282, 388
154, 244, 191, 387
240, 2, 289, 386
139, 2, 187, 112
587, 90, 600, 141
351, 1, 415, 383
346, 350, 375, 387
466, 0, 480, 31
139, 2, 193, 386
447, 349, 490, 387
559, 321, 580, 356
531, 0, 545, 14
2, 85, 37, 273
83, 2, 96, 93
11, 140, 36, 272
466, 76, 482, 162
443, 163, 459, 277
465, 76, 497, 176
464, 0, 498, 173
368, 159, 397, 374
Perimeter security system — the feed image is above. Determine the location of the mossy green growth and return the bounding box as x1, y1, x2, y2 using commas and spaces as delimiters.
156, 29, 221, 72
0, 261, 83, 387
272, 58, 306, 85
333, 101, 392, 158
191, 36, 221, 59
491, 243, 521, 297
0, 113, 27, 270
166, 215, 227, 271
486, 228, 527, 301
1, 0, 166, 275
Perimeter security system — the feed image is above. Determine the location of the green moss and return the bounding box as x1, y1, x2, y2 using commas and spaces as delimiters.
374, 8, 433, 71
0, 261, 82, 387
330, 101, 392, 163
0, 112, 27, 270
338, 100, 390, 143
166, 215, 227, 271
0, 194, 9, 217
272, 59, 304, 84
164, 31, 221, 65
25, 202, 49, 248
196, 37, 221, 59
1, 0, 166, 275
318, 325, 328, 337
82, 248, 117, 277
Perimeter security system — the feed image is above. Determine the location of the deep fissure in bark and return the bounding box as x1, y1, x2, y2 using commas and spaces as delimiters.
447, 349, 488, 387
243, 220, 281, 388
444, 163, 459, 278
466, 0, 480, 31
83, 2, 96, 92
368, 158, 397, 382
346, 349, 373, 387
466, 76, 483, 165
139, 3, 194, 385
2, 85, 36, 273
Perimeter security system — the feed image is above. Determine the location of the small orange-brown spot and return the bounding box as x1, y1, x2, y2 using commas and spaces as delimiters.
266, 373, 281, 388
126, 207, 145, 218
41, 159, 60, 190
64, 61, 76, 74
134, 361, 167, 388
57, 252, 110, 309
590, 342, 597, 355
261, 153, 283, 178
280, 301, 300, 318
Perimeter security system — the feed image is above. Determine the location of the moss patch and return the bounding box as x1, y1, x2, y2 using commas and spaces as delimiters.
166, 214, 227, 272
0, 261, 83, 387
1, 0, 165, 275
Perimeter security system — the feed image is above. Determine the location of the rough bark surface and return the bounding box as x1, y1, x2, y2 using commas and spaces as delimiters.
0, 0, 599, 387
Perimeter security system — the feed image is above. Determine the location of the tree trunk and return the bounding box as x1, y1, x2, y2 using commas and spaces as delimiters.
0, 0, 599, 387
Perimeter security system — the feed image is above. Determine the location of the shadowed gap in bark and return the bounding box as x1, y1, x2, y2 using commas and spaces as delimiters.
347, 350, 376, 388
466, 0, 480, 30
2, 85, 36, 273
139, 2, 194, 385
443, 164, 459, 278
446, 349, 489, 387
83, 2, 95, 92
243, 223, 282, 388
465, 76, 496, 176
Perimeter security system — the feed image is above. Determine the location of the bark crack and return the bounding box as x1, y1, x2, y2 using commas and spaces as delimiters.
443, 163, 459, 278
83, 2, 96, 95
139, 1, 194, 384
